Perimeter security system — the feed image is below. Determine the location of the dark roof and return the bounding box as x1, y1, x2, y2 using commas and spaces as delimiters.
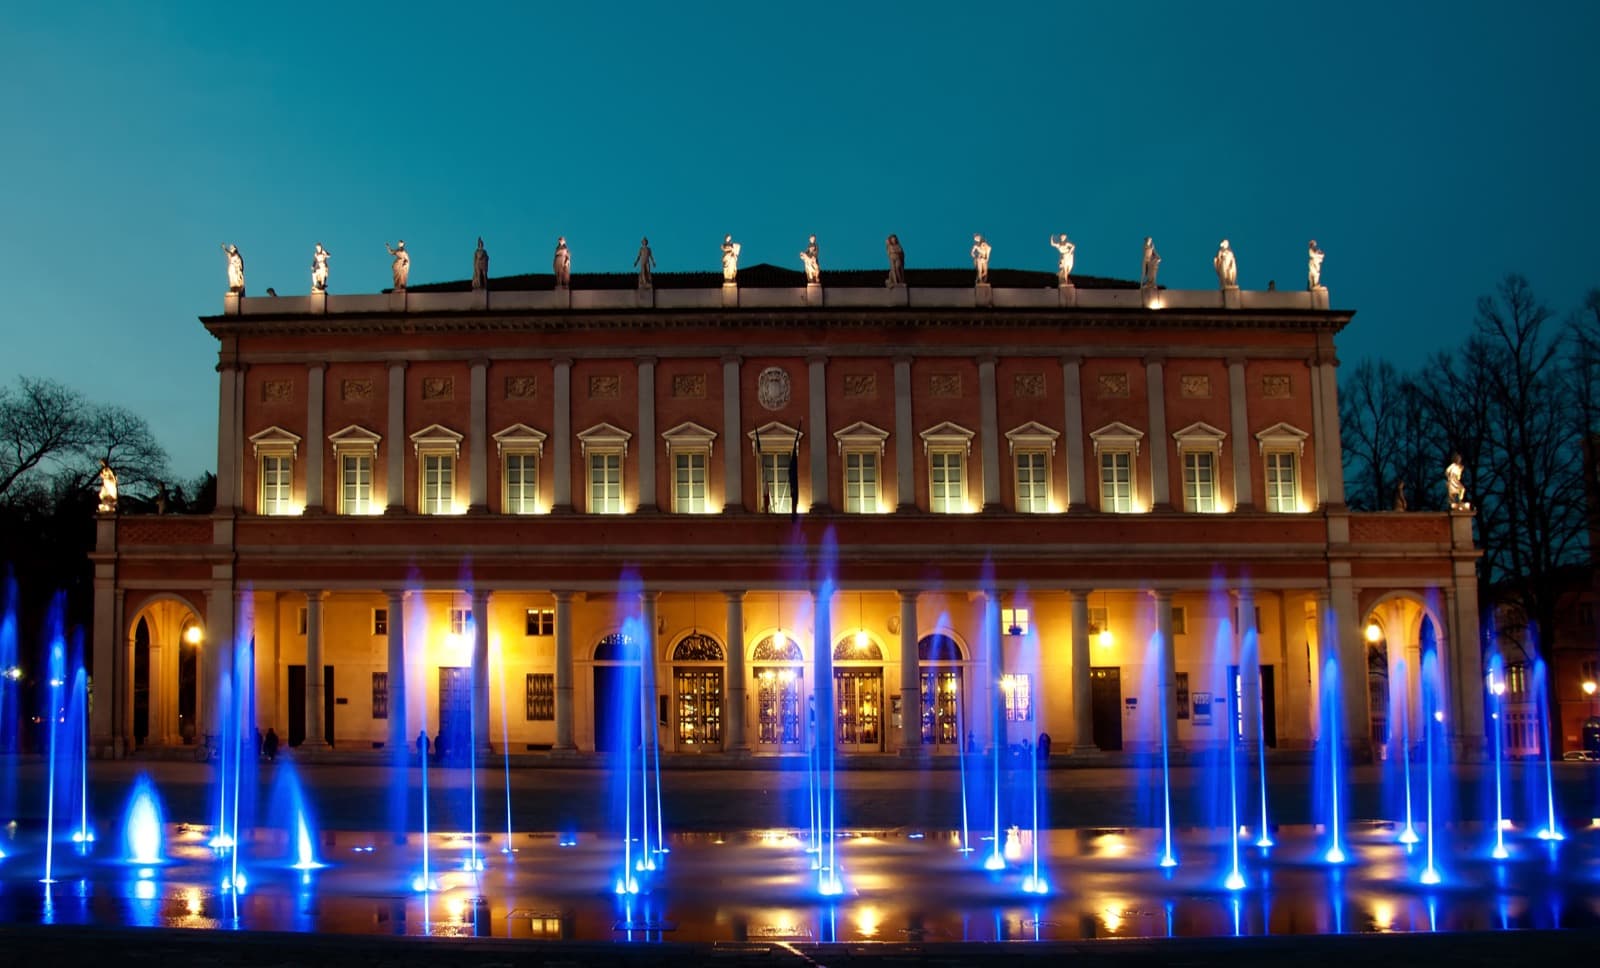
405, 263, 1140, 294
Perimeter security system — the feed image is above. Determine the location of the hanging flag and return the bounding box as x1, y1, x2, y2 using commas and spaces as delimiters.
788, 419, 802, 522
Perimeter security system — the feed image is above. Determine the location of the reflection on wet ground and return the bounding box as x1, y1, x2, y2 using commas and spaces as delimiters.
1, 822, 1596, 943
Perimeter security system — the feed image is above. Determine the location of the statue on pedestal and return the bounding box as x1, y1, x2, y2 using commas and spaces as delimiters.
552, 236, 571, 289
1393, 480, 1408, 511
385, 240, 410, 289
97, 460, 118, 514
1445, 452, 1470, 510
472, 237, 489, 291
1049, 234, 1075, 286
1214, 239, 1238, 288
721, 234, 741, 283
1308, 239, 1326, 290
1141, 236, 1161, 288
800, 234, 821, 284
310, 242, 331, 293
885, 234, 906, 287
635, 237, 655, 289
970, 233, 991, 285
221, 243, 245, 295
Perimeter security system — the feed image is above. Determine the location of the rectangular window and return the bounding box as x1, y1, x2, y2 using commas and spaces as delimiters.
1002, 608, 1030, 636
1231, 605, 1262, 633
1171, 606, 1187, 636
930, 450, 965, 513
1183, 451, 1216, 513
1099, 451, 1133, 512
525, 608, 554, 637
450, 607, 469, 636
372, 672, 389, 719
589, 452, 623, 514
373, 608, 388, 636
526, 673, 555, 721
505, 453, 539, 514
760, 451, 794, 514
261, 455, 293, 515
297, 606, 308, 636
1001, 674, 1033, 722
673, 452, 707, 513
844, 451, 879, 513
422, 453, 454, 515
340, 454, 373, 514
1088, 607, 1109, 635
1015, 451, 1049, 513
1265, 450, 1298, 512
1176, 671, 1190, 720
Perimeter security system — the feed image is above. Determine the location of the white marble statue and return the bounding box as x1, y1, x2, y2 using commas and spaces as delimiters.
1140, 236, 1161, 288
385, 240, 410, 289
472, 237, 489, 291
97, 460, 118, 514
635, 237, 655, 289
885, 234, 905, 287
1049, 234, 1075, 286
721, 234, 741, 283
970, 234, 991, 285
1308, 239, 1326, 290
552, 236, 571, 289
800, 234, 821, 284
1214, 239, 1238, 289
221, 243, 245, 295
310, 242, 331, 292
1445, 452, 1470, 510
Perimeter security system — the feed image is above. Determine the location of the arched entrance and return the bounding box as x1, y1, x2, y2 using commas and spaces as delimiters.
126, 597, 204, 748
752, 633, 804, 753
671, 632, 724, 751
592, 632, 642, 753
1362, 592, 1448, 760
919, 633, 967, 752
833, 634, 884, 752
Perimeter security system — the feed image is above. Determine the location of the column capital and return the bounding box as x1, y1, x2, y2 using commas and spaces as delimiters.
552, 356, 574, 369
1147, 588, 1175, 604
896, 588, 921, 603
1059, 353, 1084, 367
470, 356, 490, 370
805, 354, 829, 366
635, 356, 658, 367
552, 589, 575, 604
1143, 354, 1166, 367
308, 361, 327, 373
470, 588, 492, 606
976, 355, 997, 368
721, 589, 748, 603
303, 589, 329, 602
1225, 355, 1247, 368
720, 354, 742, 366
387, 359, 408, 372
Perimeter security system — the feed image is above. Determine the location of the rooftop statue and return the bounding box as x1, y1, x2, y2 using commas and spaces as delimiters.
800, 234, 821, 284
1049, 233, 1075, 286
1140, 236, 1161, 288
553, 236, 571, 289
1214, 239, 1238, 289
1445, 452, 1470, 511
721, 234, 741, 283
970, 233, 991, 285
311, 242, 331, 293
97, 460, 118, 514
1308, 239, 1326, 290
885, 234, 905, 287
385, 240, 410, 289
472, 237, 489, 291
635, 237, 655, 289
220, 243, 245, 295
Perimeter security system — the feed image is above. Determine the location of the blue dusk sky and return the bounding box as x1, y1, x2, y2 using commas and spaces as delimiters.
2, 2, 1596, 479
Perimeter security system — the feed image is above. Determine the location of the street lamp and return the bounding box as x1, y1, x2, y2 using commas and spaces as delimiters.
1584, 680, 1597, 698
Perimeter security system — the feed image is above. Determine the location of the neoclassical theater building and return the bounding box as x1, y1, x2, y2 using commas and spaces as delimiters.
90, 248, 1484, 762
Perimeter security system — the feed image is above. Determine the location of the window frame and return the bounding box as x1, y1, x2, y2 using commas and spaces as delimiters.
1090, 422, 1144, 513
1172, 421, 1226, 514
494, 423, 547, 516
1255, 422, 1310, 513
1005, 421, 1059, 514
249, 425, 302, 516
834, 421, 890, 514
920, 421, 975, 514
662, 421, 717, 514
410, 423, 464, 516
578, 422, 632, 515
525, 608, 554, 637
329, 424, 382, 515
748, 421, 803, 515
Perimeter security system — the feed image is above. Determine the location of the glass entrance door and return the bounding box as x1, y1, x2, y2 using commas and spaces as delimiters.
920, 668, 963, 750
674, 667, 724, 750
835, 668, 883, 752
755, 667, 803, 751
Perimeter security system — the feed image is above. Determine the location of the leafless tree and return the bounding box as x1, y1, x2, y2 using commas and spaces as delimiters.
0, 376, 168, 507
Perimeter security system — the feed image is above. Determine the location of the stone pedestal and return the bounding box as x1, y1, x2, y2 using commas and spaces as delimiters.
636, 287, 655, 308
887, 284, 909, 306
1057, 284, 1077, 308
471, 289, 488, 310
224, 292, 241, 315
387, 290, 407, 312
805, 282, 823, 307
1142, 285, 1161, 309
310, 290, 327, 314
1310, 286, 1330, 310
721, 282, 738, 308
975, 282, 992, 307
555, 288, 572, 309
1222, 286, 1241, 309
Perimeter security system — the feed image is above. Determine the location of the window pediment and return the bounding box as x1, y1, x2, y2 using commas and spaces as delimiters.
1005, 421, 1059, 456
748, 420, 803, 454
662, 420, 718, 456
1172, 421, 1226, 454
329, 424, 381, 457
920, 421, 975, 456
410, 423, 463, 457
493, 422, 547, 457
1090, 421, 1145, 456
577, 421, 632, 457
1255, 422, 1309, 455
834, 421, 890, 456
250, 425, 302, 458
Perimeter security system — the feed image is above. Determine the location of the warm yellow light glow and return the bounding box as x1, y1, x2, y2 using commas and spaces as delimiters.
778, 669, 796, 683
854, 630, 870, 650
445, 633, 465, 652
854, 906, 882, 939
1364, 622, 1382, 644
1490, 677, 1505, 697
184, 888, 203, 917
1584, 680, 1597, 696
1372, 900, 1395, 931
1097, 627, 1114, 648
183, 624, 203, 646
1101, 905, 1124, 932
445, 896, 466, 922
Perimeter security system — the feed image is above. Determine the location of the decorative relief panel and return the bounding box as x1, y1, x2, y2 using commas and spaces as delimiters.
929, 373, 962, 398
341, 378, 374, 401
672, 374, 707, 399
1261, 374, 1292, 398
1180, 374, 1211, 398
261, 379, 293, 402
421, 377, 454, 401
1097, 373, 1130, 398
588, 375, 621, 399
757, 367, 791, 410
504, 376, 538, 399
1013, 373, 1045, 398
842, 373, 877, 398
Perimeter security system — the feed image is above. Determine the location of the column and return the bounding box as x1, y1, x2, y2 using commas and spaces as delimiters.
1153, 589, 1179, 750
306, 363, 325, 511
1069, 590, 1096, 752
641, 590, 659, 751
813, 585, 834, 758
722, 356, 742, 510
894, 357, 914, 511
1448, 540, 1486, 758
1315, 347, 1346, 507
1145, 356, 1170, 510
984, 589, 1004, 750
1307, 355, 1329, 508
304, 590, 327, 747
1227, 358, 1253, 510
472, 589, 491, 752
807, 356, 829, 511
469, 358, 488, 512
386, 589, 408, 755
898, 590, 922, 755
91, 548, 116, 754
1236, 587, 1261, 744
553, 591, 575, 749
215, 361, 240, 511
386, 362, 407, 513
1328, 572, 1367, 756
978, 357, 1001, 511
205, 581, 236, 750
725, 590, 748, 752
637, 357, 657, 511
553, 358, 573, 511
1061, 356, 1087, 509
